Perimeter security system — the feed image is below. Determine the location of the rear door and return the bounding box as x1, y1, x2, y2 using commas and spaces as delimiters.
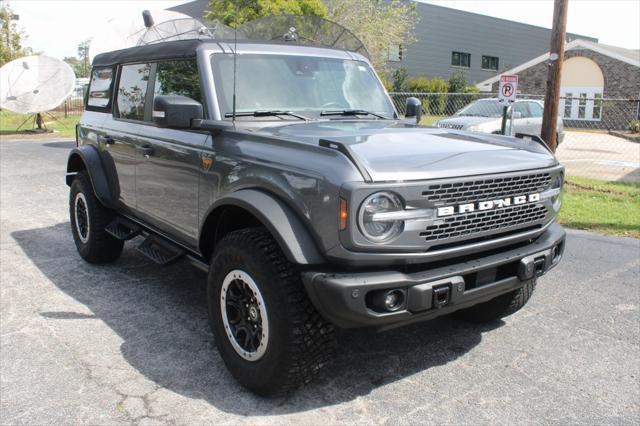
134, 59, 208, 246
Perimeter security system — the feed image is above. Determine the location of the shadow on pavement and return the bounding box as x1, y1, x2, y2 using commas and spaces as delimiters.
12, 222, 501, 414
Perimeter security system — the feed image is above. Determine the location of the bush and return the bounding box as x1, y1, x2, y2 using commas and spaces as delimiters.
392, 68, 409, 92
628, 120, 640, 133
447, 71, 468, 93
405, 77, 448, 114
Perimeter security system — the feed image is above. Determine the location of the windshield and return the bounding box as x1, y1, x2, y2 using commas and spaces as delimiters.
456, 100, 503, 118
211, 53, 395, 119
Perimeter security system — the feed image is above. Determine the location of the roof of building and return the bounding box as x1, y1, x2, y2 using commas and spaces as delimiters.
476, 39, 640, 91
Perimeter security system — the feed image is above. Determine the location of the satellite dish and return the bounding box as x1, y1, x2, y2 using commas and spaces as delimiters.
0, 55, 76, 114
237, 15, 370, 58
89, 10, 194, 62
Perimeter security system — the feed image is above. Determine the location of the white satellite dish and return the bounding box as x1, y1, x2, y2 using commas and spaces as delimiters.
89, 10, 197, 62
0, 55, 76, 115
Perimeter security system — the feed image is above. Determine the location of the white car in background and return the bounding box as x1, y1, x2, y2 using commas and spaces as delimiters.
436, 98, 565, 145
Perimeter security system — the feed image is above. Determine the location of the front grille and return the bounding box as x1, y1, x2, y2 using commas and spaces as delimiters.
422, 172, 551, 205
421, 203, 547, 242
437, 123, 464, 130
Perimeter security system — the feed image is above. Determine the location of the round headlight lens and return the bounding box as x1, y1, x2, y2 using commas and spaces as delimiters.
358, 192, 404, 243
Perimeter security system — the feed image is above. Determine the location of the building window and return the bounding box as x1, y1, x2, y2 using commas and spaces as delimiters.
593, 93, 603, 119
482, 55, 499, 71
388, 45, 402, 62
563, 93, 573, 118
451, 51, 470, 68
578, 93, 587, 119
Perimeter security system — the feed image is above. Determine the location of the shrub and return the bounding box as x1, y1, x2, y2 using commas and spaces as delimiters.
628, 120, 640, 133
392, 67, 409, 92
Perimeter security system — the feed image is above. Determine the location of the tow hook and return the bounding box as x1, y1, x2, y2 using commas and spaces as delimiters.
432, 285, 451, 308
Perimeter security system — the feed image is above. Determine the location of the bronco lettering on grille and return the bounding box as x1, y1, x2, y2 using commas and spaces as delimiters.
436, 193, 541, 217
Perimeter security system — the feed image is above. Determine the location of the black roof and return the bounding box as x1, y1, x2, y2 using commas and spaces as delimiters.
92, 39, 205, 67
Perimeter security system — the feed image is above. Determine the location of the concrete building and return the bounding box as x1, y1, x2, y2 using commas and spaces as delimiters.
167, 1, 596, 84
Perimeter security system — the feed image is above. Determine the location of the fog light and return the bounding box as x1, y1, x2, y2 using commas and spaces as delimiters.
368, 289, 406, 313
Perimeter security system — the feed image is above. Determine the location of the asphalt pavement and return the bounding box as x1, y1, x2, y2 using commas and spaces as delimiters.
1, 137, 638, 425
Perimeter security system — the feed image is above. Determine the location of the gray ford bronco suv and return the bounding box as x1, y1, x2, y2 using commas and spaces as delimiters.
67, 34, 565, 396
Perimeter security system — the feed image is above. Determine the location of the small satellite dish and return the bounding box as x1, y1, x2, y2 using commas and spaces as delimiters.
89, 10, 194, 62
0, 55, 75, 114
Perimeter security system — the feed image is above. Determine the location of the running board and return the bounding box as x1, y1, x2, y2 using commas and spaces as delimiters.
136, 235, 185, 265
105, 217, 142, 241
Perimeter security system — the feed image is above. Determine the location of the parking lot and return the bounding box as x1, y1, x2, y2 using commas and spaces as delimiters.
1, 137, 639, 425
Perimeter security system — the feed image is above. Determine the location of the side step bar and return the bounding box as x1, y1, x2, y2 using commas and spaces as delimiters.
105, 217, 142, 241
136, 235, 185, 265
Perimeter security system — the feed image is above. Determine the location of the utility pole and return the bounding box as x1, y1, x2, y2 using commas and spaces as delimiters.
541, 0, 569, 152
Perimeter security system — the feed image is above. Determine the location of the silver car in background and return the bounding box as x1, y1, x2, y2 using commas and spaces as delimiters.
436, 98, 565, 145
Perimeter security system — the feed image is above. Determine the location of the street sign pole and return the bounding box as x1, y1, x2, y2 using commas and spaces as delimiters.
498, 75, 518, 135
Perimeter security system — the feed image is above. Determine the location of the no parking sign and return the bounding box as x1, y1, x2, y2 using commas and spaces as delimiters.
498, 75, 518, 103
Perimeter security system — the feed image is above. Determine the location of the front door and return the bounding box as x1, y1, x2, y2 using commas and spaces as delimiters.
134, 59, 207, 246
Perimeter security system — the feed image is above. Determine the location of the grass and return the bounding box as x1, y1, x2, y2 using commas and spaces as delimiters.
419, 115, 447, 126
1, 110, 79, 138
559, 176, 640, 238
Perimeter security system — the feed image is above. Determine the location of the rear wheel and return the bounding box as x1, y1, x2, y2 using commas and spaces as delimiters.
69, 171, 123, 263
207, 228, 335, 396
456, 278, 536, 323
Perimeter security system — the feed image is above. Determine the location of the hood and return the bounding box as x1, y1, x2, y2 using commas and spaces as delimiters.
435, 115, 500, 129
254, 120, 557, 182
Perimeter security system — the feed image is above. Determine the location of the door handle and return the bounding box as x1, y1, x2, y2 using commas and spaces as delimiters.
98, 135, 114, 145
139, 145, 154, 159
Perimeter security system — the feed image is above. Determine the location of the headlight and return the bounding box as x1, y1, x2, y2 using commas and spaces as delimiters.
551, 173, 563, 211
358, 192, 404, 243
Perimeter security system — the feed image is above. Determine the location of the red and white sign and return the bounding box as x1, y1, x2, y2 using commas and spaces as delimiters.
498, 75, 518, 103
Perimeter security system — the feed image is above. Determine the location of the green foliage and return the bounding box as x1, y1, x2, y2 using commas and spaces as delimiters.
379, 73, 393, 92
628, 120, 640, 133
405, 76, 447, 114
205, 0, 327, 27
447, 71, 468, 93
326, 0, 418, 70
0, 5, 28, 67
391, 67, 409, 92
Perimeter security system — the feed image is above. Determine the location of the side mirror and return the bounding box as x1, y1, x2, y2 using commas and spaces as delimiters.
153, 95, 203, 129
405, 97, 422, 124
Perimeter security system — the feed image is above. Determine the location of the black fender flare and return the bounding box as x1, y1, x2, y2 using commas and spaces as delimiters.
203, 189, 325, 265
65, 145, 115, 208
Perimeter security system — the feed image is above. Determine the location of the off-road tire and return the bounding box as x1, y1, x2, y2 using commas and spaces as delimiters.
69, 171, 123, 263
207, 227, 336, 397
456, 278, 536, 323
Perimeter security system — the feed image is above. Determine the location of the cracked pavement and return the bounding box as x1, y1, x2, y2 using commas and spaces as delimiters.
1, 137, 639, 424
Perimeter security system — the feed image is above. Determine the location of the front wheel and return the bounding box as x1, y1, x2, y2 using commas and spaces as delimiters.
456, 278, 536, 323
69, 172, 123, 263
207, 228, 335, 397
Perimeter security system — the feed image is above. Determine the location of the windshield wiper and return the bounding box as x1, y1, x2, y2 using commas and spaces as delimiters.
224, 110, 310, 121
320, 109, 389, 119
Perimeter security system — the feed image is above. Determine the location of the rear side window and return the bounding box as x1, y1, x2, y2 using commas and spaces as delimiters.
116, 63, 151, 120
154, 59, 201, 102
87, 68, 113, 109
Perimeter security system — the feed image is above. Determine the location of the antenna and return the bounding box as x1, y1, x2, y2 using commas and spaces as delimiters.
231, 2, 239, 123
142, 10, 154, 28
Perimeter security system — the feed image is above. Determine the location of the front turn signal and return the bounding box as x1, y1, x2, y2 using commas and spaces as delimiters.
339, 198, 348, 231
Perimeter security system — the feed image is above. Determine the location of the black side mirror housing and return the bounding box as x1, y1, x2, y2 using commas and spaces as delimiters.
153, 95, 203, 129
405, 97, 422, 124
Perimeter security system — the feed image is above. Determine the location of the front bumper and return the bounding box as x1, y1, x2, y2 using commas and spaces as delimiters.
302, 223, 565, 330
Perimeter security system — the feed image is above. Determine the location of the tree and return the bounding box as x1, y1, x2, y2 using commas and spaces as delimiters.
205, 0, 327, 27
0, 4, 27, 66
77, 39, 91, 78
325, 0, 418, 71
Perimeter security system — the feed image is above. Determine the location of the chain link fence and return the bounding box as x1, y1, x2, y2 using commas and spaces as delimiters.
390, 92, 640, 183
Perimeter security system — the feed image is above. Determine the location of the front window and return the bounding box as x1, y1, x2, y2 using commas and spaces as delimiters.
455, 99, 503, 118
211, 53, 395, 119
